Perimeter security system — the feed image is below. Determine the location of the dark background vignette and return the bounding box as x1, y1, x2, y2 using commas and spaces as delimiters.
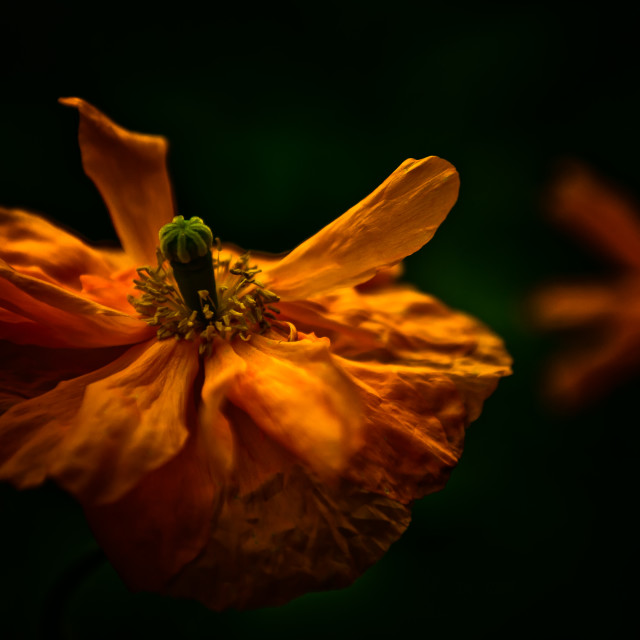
1, 4, 637, 638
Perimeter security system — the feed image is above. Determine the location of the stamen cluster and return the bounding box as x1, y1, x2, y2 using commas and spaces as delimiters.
129, 246, 281, 355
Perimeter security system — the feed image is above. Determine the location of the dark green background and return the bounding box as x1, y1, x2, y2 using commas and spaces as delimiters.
1, 5, 637, 638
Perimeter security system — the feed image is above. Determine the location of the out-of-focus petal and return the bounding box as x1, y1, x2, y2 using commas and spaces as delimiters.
0, 339, 199, 504
530, 281, 619, 329
544, 324, 640, 411
263, 157, 459, 300
0, 207, 133, 289
60, 97, 175, 265
223, 333, 363, 477
165, 404, 411, 610
548, 162, 640, 270
0, 340, 129, 414
0, 258, 152, 347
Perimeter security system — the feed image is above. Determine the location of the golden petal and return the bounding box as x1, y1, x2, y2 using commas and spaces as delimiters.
263, 157, 459, 300
225, 332, 363, 477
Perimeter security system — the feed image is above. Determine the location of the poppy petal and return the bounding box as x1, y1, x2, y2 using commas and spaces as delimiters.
548, 162, 640, 270
224, 333, 363, 477
0, 340, 129, 414
0, 339, 199, 504
277, 286, 511, 502
60, 97, 175, 265
0, 207, 132, 289
165, 404, 411, 610
84, 406, 220, 591
0, 258, 152, 347
263, 156, 459, 300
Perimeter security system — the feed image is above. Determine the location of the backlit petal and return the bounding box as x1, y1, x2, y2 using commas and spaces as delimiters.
60, 97, 175, 265
263, 156, 459, 299
0, 339, 199, 504
223, 333, 363, 477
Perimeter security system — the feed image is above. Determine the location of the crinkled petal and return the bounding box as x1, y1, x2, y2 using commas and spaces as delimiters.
548, 162, 640, 270
0, 339, 199, 504
165, 404, 411, 610
0, 258, 152, 347
277, 286, 511, 502
60, 97, 175, 265
263, 156, 459, 299
220, 333, 363, 477
0, 207, 133, 289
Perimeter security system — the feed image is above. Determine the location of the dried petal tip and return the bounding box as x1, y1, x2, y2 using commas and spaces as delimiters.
159, 215, 214, 264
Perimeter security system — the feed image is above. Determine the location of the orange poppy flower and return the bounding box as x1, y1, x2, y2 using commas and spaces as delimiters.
532, 162, 640, 410
0, 98, 511, 610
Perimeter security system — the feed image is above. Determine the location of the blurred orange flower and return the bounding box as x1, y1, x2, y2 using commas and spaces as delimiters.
0, 99, 511, 609
532, 162, 640, 410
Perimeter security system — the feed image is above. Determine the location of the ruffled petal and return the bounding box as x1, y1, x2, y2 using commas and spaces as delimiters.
263, 156, 459, 300
547, 162, 640, 270
0, 258, 152, 347
165, 405, 411, 610
60, 97, 175, 265
0, 339, 199, 504
276, 286, 511, 502
0, 207, 133, 289
220, 333, 363, 477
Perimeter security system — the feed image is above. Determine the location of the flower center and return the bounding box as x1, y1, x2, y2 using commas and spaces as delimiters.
128, 216, 281, 355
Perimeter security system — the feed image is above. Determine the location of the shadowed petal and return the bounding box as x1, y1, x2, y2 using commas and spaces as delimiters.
0, 258, 152, 347
263, 156, 459, 299
224, 333, 363, 477
166, 405, 411, 610
0, 340, 129, 414
84, 403, 221, 591
60, 97, 175, 265
0, 339, 199, 504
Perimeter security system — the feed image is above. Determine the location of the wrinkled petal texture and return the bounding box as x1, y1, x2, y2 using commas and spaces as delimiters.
0, 339, 199, 503
279, 285, 512, 504
264, 157, 459, 299
60, 97, 175, 265
166, 405, 411, 610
